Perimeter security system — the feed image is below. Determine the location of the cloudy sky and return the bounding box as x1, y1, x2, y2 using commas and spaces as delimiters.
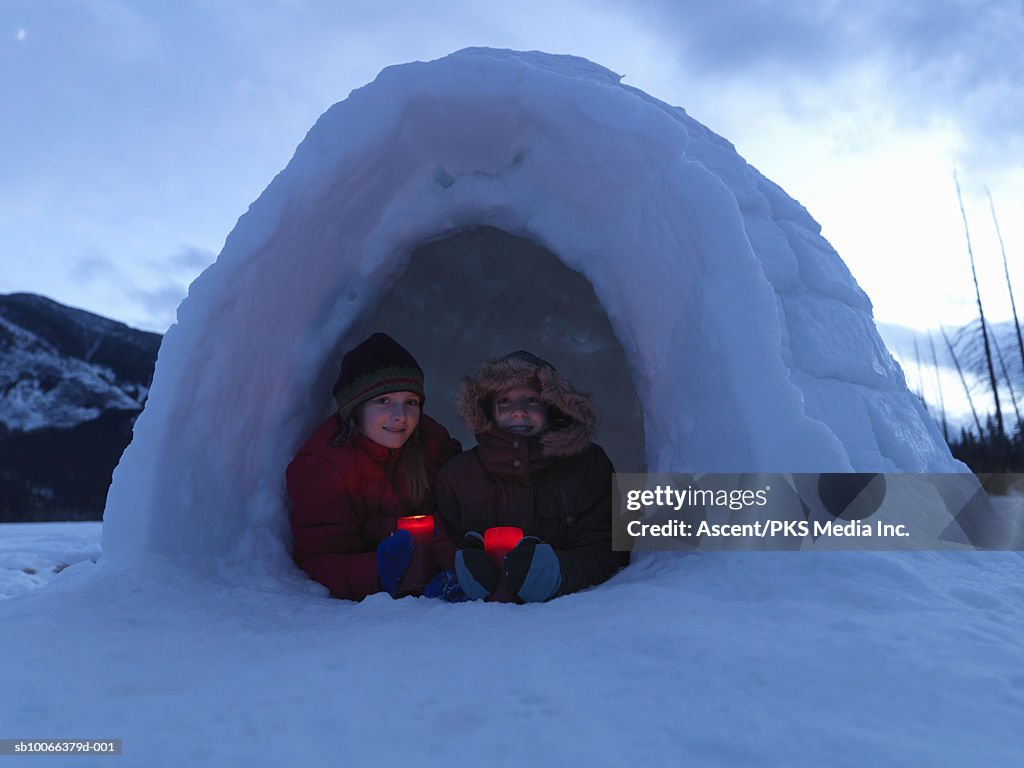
3, 0, 1022, 333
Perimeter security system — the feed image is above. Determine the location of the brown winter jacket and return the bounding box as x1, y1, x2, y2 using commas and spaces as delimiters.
286, 413, 461, 600
436, 353, 627, 597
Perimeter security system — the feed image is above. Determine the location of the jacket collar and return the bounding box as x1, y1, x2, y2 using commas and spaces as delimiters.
476, 428, 553, 477
353, 432, 401, 464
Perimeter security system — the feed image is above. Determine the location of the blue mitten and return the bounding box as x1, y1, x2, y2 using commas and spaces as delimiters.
503, 536, 562, 603
454, 531, 499, 601
422, 569, 468, 602
376, 529, 413, 594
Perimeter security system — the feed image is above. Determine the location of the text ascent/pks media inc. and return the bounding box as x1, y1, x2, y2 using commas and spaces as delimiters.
626, 519, 910, 540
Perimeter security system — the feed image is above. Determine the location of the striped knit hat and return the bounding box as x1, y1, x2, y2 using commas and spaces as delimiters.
332, 333, 425, 421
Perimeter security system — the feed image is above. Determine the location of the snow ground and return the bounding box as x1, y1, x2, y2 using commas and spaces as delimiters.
0, 522, 101, 600
2, 522, 1022, 767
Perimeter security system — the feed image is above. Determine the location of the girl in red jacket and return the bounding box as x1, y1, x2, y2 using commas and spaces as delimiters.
285, 333, 461, 600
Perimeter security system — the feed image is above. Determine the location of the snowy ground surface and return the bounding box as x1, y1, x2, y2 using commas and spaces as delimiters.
0, 522, 101, 600
2, 521, 1023, 767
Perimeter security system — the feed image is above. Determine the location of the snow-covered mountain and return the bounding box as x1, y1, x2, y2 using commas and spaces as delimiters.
0, 293, 161, 521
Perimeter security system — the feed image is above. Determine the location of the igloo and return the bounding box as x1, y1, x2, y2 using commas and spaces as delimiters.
101, 48, 961, 568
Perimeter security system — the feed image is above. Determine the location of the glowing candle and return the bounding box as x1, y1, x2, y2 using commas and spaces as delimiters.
396, 515, 434, 593
484, 526, 524, 566
397, 514, 435, 539
484, 526, 524, 603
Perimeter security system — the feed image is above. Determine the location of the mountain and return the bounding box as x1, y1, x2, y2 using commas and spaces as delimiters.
0, 293, 161, 521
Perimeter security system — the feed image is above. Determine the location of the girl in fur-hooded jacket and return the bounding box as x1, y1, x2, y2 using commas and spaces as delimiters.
436, 351, 628, 602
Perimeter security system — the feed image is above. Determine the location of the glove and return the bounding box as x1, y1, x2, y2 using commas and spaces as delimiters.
376, 529, 413, 594
503, 536, 562, 603
422, 569, 468, 602
454, 531, 499, 600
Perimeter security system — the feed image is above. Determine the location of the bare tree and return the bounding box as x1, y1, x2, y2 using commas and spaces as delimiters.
955, 173, 1004, 438
942, 324, 982, 437
988, 187, 1024, 413
927, 330, 949, 441
990, 319, 1023, 434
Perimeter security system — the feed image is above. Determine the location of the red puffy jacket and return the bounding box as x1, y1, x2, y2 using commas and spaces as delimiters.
286, 413, 461, 600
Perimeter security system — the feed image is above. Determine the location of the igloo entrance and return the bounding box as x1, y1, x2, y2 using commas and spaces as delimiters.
346, 226, 646, 473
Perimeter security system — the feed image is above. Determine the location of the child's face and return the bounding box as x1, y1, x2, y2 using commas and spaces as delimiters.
356, 391, 421, 449
494, 386, 548, 436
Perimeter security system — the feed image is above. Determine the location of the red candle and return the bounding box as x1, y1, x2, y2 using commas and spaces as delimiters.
484, 526, 524, 567
484, 526, 523, 603
396, 515, 435, 593
397, 515, 435, 539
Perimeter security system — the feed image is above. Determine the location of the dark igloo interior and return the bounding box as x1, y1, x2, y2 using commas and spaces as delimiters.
346, 226, 646, 472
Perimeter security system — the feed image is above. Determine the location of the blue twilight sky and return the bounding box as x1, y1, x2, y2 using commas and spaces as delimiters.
2, 0, 1022, 333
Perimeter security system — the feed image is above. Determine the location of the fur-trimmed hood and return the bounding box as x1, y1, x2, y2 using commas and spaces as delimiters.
457, 351, 598, 457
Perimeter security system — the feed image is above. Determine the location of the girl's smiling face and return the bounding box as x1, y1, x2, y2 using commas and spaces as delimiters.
494, 386, 548, 436
356, 391, 421, 449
